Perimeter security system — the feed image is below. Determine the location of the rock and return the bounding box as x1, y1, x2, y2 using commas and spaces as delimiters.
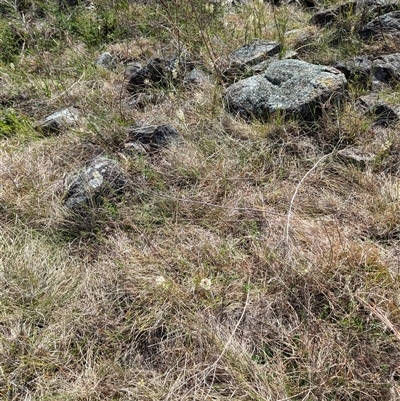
124, 63, 143, 78
35, 107, 81, 133
183, 68, 212, 87
224, 59, 347, 121
127, 56, 192, 93
248, 50, 298, 75
333, 55, 374, 86
356, 0, 400, 21
372, 53, 400, 84
356, 93, 400, 126
124, 141, 147, 155
64, 156, 127, 210
337, 147, 375, 166
224, 40, 280, 79
127, 124, 180, 149
95, 52, 115, 70
310, 2, 356, 26
359, 11, 400, 41
334, 53, 400, 89
229, 40, 280, 68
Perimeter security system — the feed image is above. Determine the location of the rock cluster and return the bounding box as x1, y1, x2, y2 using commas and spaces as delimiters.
26, 0, 400, 220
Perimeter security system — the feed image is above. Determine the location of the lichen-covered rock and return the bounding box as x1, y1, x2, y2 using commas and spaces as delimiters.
359, 11, 400, 41
225, 59, 347, 121
35, 107, 81, 133
64, 156, 127, 210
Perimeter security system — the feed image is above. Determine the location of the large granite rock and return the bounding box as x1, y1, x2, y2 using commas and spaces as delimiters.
64, 156, 127, 210
224, 59, 347, 121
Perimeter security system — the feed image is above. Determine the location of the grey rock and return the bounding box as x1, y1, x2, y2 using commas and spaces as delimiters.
334, 53, 400, 89
356, 93, 400, 126
95, 52, 115, 70
334, 55, 374, 86
337, 147, 375, 167
373, 53, 400, 83
224, 59, 347, 121
183, 68, 212, 87
124, 141, 147, 155
310, 1, 356, 26
356, 0, 400, 21
127, 124, 180, 149
229, 40, 280, 68
224, 40, 280, 79
359, 11, 400, 41
35, 107, 81, 133
127, 56, 192, 93
124, 63, 143, 78
64, 156, 127, 210
248, 50, 298, 74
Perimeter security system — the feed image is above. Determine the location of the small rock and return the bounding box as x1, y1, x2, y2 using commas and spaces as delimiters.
124, 141, 147, 155
127, 56, 192, 93
183, 68, 212, 87
95, 52, 115, 70
248, 50, 298, 74
356, 93, 400, 126
337, 147, 375, 167
64, 156, 127, 210
124, 63, 143, 78
310, 1, 356, 26
35, 107, 81, 133
372, 53, 400, 84
334, 53, 400, 89
229, 40, 280, 68
127, 124, 180, 149
333, 55, 374, 86
225, 59, 347, 121
224, 40, 280, 79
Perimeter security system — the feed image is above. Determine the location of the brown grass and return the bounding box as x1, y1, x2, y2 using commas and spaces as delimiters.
1, 0, 400, 400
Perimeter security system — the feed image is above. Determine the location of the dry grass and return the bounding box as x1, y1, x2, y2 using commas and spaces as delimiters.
1, 0, 400, 400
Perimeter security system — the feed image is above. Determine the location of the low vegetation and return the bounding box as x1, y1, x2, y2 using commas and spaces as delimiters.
0, 0, 399, 400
